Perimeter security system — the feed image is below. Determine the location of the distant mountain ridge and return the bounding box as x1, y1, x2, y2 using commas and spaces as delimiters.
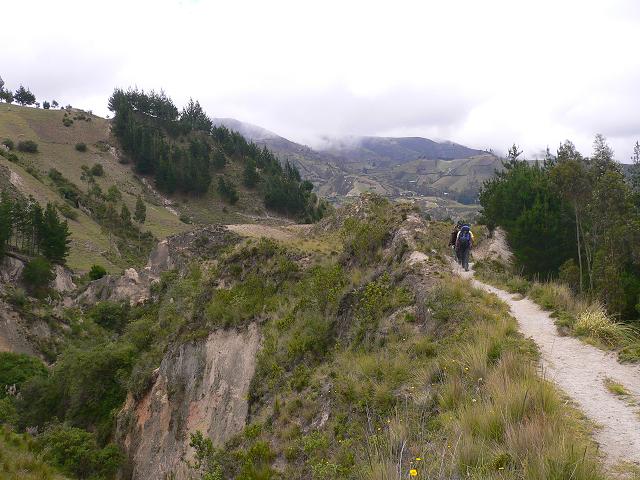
212, 117, 499, 209
316, 135, 487, 166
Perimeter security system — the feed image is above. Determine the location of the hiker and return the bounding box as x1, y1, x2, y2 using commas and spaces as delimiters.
456, 223, 474, 271
449, 221, 462, 262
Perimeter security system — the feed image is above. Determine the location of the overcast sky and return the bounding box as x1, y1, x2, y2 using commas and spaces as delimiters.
2, 0, 640, 160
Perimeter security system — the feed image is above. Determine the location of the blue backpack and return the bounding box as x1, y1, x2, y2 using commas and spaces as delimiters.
458, 226, 471, 248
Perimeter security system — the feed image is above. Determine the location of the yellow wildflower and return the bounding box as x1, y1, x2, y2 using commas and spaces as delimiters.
409, 469, 418, 477
416, 457, 422, 461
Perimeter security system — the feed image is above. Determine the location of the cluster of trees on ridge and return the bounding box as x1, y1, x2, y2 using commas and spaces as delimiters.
480, 135, 640, 321
108, 87, 326, 221
0, 75, 63, 109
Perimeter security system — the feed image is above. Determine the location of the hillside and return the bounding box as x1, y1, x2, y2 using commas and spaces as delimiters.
0, 103, 188, 272
0, 196, 609, 480
0, 102, 323, 272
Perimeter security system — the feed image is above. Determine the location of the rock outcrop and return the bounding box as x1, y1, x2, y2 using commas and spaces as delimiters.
118, 324, 260, 480
78, 225, 239, 306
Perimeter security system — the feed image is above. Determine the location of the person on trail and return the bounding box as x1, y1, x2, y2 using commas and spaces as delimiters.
456, 223, 474, 271
449, 221, 463, 263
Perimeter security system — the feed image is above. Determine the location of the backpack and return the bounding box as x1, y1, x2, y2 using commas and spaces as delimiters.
458, 227, 471, 248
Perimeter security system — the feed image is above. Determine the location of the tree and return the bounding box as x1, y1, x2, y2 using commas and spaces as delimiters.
243, 159, 259, 188
134, 196, 146, 224
52, 100, 59, 108
13, 85, 35, 106
22, 257, 54, 295
0, 76, 4, 91
550, 141, 591, 292
217, 177, 239, 204
120, 204, 131, 225
212, 150, 226, 170
105, 185, 121, 202
591, 133, 618, 178
40, 204, 70, 264
0, 89, 13, 104
42, 101, 50, 110
0, 194, 11, 258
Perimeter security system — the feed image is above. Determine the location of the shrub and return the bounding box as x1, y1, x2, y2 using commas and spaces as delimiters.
2, 138, 14, 150
180, 214, 192, 224
35, 423, 123, 479
217, 177, 239, 204
17, 140, 38, 153
22, 257, 53, 295
75, 142, 87, 152
56, 202, 78, 220
95, 140, 110, 152
62, 117, 73, 127
0, 352, 47, 398
90, 163, 104, 176
89, 264, 107, 281
88, 301, 129, 332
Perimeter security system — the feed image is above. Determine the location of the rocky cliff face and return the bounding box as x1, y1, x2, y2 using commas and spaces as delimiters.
118, 324, 260, 480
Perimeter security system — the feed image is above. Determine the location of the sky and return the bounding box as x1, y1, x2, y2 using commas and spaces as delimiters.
2, 0, 640, 160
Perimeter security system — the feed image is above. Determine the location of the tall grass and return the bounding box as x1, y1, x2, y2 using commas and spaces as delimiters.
359, 277, 604, 480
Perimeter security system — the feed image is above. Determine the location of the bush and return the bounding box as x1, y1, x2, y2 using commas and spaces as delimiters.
180, 214, 192, 224
62, 117, 73, 127
56, 202, 78, 220
89, 264, 107, 281
88, 301, 129, 332
17, 140, 38, 153
0, 352, 47, 398
22, 257, 53, 294
90, 163, 104, 176
2, 138, 14, 150
75, 142, 87, 152
36, 423, 123, 479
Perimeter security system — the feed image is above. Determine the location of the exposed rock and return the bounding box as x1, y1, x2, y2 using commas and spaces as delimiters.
118, 324, 260, 480
53, 264, 76, 292
0, 256, 24, 284
77, 225, 240, 306
0, 299, 37, 356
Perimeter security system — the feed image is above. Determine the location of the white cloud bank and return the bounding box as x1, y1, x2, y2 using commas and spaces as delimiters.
2, 0, 640, 159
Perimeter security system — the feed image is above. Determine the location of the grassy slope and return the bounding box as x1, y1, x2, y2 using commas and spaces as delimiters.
0, 103, 191, 272
170, 204, 605, 480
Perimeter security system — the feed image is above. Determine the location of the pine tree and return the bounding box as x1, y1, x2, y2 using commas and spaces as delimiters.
120, 204, 131, 225
41, 204, 70, 264
0, 194, 11, 258
134, 196, 146, 224
243, 160, 259, 188
14, 85, 36, 106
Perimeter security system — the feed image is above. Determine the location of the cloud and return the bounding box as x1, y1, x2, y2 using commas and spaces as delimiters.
1, 0, 639, 160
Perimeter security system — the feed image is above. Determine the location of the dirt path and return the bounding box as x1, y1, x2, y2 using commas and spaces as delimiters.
458, 233, 640, 469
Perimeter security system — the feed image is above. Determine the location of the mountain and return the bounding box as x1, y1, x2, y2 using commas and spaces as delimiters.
315, 134, 487, 166
213, 117, 501, 208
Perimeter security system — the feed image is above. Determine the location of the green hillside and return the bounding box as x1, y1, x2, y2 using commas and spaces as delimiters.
0, 103, 190, 272
0, 98, 326, 273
